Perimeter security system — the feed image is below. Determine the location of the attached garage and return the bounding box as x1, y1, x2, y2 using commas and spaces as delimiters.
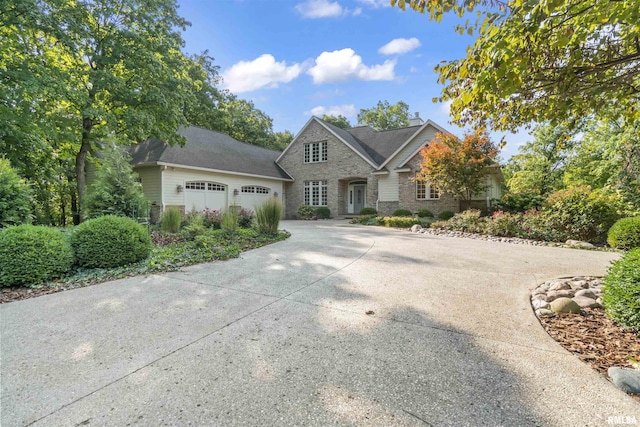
184, 181, 227, 212
240, 186, 271, 211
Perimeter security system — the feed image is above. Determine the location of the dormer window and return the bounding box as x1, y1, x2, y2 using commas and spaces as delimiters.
304, 141, 327, 163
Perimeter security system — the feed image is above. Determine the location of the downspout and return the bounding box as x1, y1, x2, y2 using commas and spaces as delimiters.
161, 165, 166, 212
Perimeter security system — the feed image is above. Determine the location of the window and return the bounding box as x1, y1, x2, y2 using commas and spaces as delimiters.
208, 183, 225, 191
416, 181, 440, 200
304, 141, 327, 163
242, 186, 270, 194
186, 182, 206, 190
304, 180, 327, 206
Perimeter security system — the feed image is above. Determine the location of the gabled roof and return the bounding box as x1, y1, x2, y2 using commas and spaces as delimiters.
129, 126, 292, 181
377, 119, 451, 170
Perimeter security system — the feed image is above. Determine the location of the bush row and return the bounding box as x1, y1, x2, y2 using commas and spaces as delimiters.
297, 205, 331, 220
0, 216, 151, 287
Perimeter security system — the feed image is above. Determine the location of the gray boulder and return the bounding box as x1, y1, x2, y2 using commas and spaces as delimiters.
572, 296, 602, 309
549, 297, 581, 314
410, 224, 422, 233
608, 367, 640, 394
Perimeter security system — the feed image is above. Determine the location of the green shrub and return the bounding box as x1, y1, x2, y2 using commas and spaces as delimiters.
382, 216, 420, 228
161, 208, 182, 233
238, 208, 254, 228
392, 209, 413, 217
71, 215, 152, 268
493, 192, 545, 213
416, 209, 434, 218
221, 211, 238, 234
0, 159, 32, 228
607, 217, 640, 250
540, 186, 620, 243
359, 207, 377, 215
485, 211, 523, 237
182, 209, 204, 228
0, 225, 73, 286
203, 209, 223, 229
256, 198, 282, 234
438, 210, 455, 220
83, 143, 147, 219
297, 205, 316, 220
315, 206, 331, 219
430, 220, 449, 229
351, 214, 376, 225
602, 248, 640, 332
446, 210, 488, 233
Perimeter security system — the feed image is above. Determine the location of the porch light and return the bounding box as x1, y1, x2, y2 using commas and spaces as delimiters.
274, 192, 279, 198
233, 189, 239, 196
176, 184, 183, 193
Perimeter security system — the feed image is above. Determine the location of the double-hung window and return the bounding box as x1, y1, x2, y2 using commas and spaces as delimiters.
304, 181, 327, 206
304, 141, 327, 163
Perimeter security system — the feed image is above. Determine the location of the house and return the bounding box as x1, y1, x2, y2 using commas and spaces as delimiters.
128, 126, 292, 222
276, 114, 503, 218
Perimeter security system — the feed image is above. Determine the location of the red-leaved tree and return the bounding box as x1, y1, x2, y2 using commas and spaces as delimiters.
417, 130, 501, 209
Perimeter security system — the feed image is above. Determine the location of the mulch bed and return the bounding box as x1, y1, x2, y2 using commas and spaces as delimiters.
1, 286, 64, 303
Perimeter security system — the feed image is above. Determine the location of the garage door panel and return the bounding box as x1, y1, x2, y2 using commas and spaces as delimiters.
184, 181, 227, 212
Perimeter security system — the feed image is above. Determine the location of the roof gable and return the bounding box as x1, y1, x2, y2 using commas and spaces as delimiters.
377, 119, 451, 170
129, 126, 292, 181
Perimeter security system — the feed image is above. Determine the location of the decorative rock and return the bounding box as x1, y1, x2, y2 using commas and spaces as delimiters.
410, 224, 422, 233
572, 296, 602, 309
532, 300, 549, 310
531, 294, 547, 301
608, 367, 640, 394
549, 281, 572, 291
549, 297, 581, 314
570, 280, 589, 290
565, 239, 595, 248
546, 290, 575, 302
536, 309, 556, 317
596, 297, 603, 305
575, 289, 597, 299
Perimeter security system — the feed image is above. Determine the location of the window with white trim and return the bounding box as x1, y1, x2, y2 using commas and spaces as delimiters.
304, 141, 327, 163
241, 186, 270, 194
416, 180, 440, 200
304, 180, 327, 206
186, 182, 206, 190
207, 183, 225, 191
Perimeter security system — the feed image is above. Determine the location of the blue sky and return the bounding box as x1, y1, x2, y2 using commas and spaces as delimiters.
177, 0, 530, 160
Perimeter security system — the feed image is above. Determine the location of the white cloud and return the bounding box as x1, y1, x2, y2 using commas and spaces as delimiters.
357, 0, 391, 8
378, 38, 421, 55
222, 54, 302, 93
439, 100, 453, 115
352, 7, 362, 16
305, 104, 357, 117
308, 48, 396, 84
409, 66, 419, 73
295, 0, 343, 18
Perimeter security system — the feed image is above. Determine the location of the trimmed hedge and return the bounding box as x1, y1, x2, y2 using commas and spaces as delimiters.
381, 216, 420, 228
297, 205, 315, 220
359, 207, 377, 215
417, 209, 434, 218
607, 217, 640, 250
315, 206, 331, 219
71, 215, 151, 268
438, 210, 455, 220
392, 209, 413, 217
0, 225, 73, 286
602, 248, 640, 332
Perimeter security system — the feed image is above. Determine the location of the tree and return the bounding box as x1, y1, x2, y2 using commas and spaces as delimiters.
2, 0, 216, 220
357, 100, 410, 130
505, 125, 573, 196
0, 159, 32, 227
392, 0, 640, 132
417, 130, 501, 208
321, 114, 352, 129
83, 143, 147, 219
273, 131, 294, 151
218, 94, 278, 149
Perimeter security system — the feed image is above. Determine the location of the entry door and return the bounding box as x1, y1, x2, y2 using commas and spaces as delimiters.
353, 184, 365, 214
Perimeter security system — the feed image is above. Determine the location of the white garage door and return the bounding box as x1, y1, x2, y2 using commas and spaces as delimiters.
241, 186, 271, 211
184, 182, 227, 212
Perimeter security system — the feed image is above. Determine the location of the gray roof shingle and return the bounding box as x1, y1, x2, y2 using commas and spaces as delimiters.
129, 126, 292, 180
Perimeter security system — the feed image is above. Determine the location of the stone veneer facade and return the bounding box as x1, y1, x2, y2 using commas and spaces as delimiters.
397, 154, 459, 215
278, 121, 376, 219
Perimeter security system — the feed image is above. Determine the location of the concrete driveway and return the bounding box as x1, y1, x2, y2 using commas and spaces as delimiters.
1, 220, 637, 426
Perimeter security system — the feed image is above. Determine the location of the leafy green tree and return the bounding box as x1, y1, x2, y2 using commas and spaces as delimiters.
83, 143, 147, 219
417, 130, 501, 208
273, 131, 294, 151
2, 0, 217, 220
392, 0, 640, 131
357, 100, 410, 130
321, 114, 352, 129
505, 125, 573, 196
218, 94, 278, 148
0, 158, 32, 227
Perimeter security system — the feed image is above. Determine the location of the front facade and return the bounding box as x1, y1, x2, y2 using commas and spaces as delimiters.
277, 116, 503, 218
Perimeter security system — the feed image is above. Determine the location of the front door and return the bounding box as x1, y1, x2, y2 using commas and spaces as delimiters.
353, 184, 365, 214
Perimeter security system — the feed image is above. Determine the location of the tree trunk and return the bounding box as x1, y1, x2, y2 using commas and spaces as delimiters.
76, 117, 93, 222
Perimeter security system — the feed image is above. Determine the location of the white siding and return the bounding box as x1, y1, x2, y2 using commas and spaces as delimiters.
134, 167, 162, 205
378, 125, 439, 202
471, 173, 503, 201
162, 167, 284, 212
